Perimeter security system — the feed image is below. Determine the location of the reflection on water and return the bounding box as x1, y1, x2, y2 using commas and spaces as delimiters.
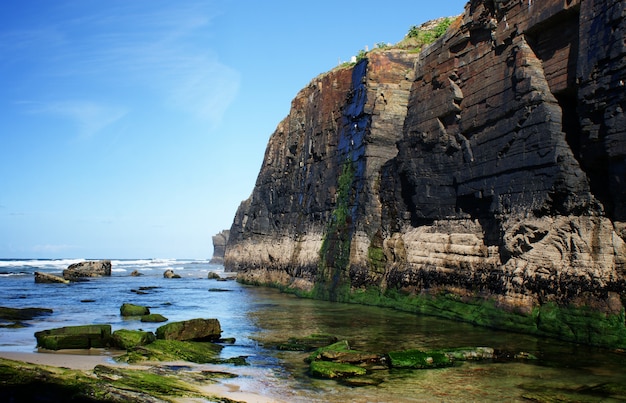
244, 286, 626, 403
1, 260, 625, 402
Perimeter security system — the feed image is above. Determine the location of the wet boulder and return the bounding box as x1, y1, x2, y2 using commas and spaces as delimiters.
120, 303, 150, 317
387, 349, 452, 369
156, 318, 221, 341
34, 272, 69, 284
35, 324, 112, 350
63, 260, 111, 281
163, 269, 181, 279
111, 329, 156, 350
141, 313, 168, 323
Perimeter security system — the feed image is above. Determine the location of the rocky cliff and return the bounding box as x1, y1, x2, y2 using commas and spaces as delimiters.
225, 0, 626, 348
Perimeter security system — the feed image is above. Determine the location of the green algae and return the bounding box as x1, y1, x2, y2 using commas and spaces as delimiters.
119, 303, 150, 316
309, 360, 367, 379
315, 159, 355, 303
0, 306, 53, 321
276, 333, 339, 351
305, 340, 351, 363
35, 324, 112, 350
141, 313, 168, 323
110, 329, 156, 349
94, 364, 200, 398
0, 357, 233, 402
116, 339, 223, 364
387, 349, 452, 369
345, 287, 626, 349
116, 339, 247, 366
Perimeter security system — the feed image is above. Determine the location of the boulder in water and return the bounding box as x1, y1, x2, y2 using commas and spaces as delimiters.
163, 269, 181, 279
34, 272, 69, 284
111, 329, 156, 349
156, 318, 221, 341
120, 303, 150, 317
63, 260, 111, 281
35, 324, 112, 350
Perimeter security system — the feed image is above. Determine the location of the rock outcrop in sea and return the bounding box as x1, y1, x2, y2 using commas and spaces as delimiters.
62, 260, 112, 281
209, 230, 230, 264
224, 0, 626, 348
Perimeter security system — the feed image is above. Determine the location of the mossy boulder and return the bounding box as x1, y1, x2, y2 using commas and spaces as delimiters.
0, 357, 205, 401
117, 339, 224, 364
305, 340, 351, 363
156, 318, 221, 341
0, 306, 53, 321
387, 349, 452, 369
120, 303, 150, 317
309, 360, 367, 379
111, 329, 156, 350
141, 313, 168, 323
35, 324, 112, 350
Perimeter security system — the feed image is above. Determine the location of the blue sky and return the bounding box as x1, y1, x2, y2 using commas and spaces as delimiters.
0, 0, 468, 259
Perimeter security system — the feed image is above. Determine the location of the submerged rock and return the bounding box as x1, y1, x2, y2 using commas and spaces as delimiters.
141, 313, 168, 323
35, 324, 112, 350
387, 349, 452, 369
0, 306, 53, 321
63, 260, 111, 281
309, 360, 367, 379
156, 318, 222, 342
277, 333, 339, 351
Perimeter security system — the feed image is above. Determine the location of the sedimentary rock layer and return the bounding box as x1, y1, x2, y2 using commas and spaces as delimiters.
225, 0, 626, 347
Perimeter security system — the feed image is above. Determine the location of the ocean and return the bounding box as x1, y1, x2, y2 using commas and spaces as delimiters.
2, 258, 626, 402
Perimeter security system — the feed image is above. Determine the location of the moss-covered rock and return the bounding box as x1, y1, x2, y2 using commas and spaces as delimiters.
120, 303, 150, 317
0, 306, 53, 321
309, 360, 367, 379
156, 318, 221, 341
0, 357, 208, 402
305, 340, 351, 363
276, 333, 339, 351
116, 339, 224, 364
387, 349, 452, 369
141, 313, 168, 323
35, 324, 112, 350
111, 329, 156, 350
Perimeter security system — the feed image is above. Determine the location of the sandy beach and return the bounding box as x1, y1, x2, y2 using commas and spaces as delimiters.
0, 350, 284, 403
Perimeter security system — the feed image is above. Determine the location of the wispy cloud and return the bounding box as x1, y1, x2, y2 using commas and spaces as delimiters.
5, 1, 240, 126
21, 100, 128, 139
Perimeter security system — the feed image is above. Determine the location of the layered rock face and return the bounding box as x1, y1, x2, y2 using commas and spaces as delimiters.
225, 0, 626, 347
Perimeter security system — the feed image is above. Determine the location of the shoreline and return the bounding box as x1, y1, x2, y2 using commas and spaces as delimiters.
0, 349, 284, 403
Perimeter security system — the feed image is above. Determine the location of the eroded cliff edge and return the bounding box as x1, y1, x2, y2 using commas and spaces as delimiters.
225, 0, 626, 348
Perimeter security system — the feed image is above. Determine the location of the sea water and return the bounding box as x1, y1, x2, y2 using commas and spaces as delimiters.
1, 258, 626, 402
